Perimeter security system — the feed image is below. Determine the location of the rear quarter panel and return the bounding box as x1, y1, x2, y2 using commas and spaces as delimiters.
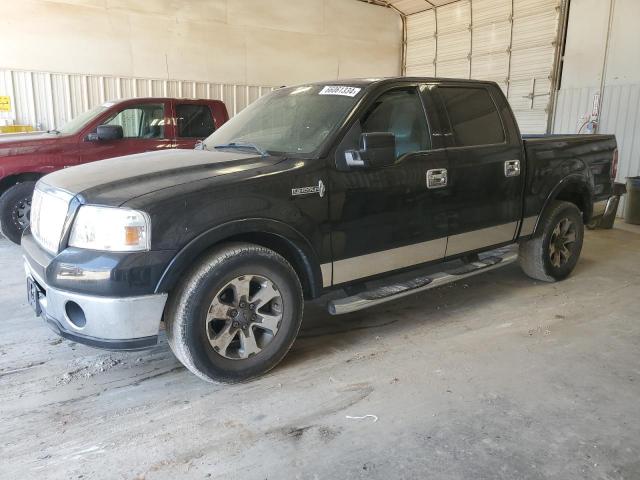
522, 134, 616, 226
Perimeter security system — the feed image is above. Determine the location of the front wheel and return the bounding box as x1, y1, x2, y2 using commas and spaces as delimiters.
165, 243, 303, 383
519, 200, 585, 282
0, 181, 36, 244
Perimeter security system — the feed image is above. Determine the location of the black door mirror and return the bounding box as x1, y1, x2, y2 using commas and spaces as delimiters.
88, 124, 123, 141
344, 132, 396, 169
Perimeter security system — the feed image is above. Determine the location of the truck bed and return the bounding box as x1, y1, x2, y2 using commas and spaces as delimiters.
521, 133, 617, 224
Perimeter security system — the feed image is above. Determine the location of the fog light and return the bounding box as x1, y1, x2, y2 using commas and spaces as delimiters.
65, 301, 87, 328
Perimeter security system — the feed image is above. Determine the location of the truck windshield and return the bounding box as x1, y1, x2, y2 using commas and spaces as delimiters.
203, 85, 363, 156
55, 103, 112, 135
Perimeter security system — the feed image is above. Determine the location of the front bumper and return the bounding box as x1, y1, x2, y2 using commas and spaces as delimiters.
24, 258, 167, 351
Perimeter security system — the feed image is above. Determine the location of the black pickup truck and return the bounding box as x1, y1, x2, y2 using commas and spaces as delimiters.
22, 78, 619, 383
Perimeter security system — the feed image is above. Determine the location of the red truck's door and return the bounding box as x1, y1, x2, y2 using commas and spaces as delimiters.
77, 100, 173, 164
172, 100, 218, 149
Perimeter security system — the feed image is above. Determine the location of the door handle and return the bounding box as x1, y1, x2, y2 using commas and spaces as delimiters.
504, 159, 521, 177
426, 168, 448, 189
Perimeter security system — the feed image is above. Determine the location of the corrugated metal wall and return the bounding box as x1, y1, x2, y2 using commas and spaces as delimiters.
405, 0, 561, 134
553, 83, 640, 215
0, 69, 276, 131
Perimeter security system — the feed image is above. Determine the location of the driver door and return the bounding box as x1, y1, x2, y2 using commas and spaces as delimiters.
328, 84, 450, 285
78, 101, 173, 164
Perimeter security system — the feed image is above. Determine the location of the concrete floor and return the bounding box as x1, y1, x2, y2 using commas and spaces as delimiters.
1, 225, 639, 480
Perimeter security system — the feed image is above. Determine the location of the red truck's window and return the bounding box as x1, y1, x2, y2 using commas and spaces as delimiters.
438, 87, 505, 147
105, 104, 165, 139
176, 104, 215, 138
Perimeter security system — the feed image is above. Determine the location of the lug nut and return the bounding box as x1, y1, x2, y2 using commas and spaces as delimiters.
232, 321, 240, 328
251, 314, 257, 321
229, 309, 238, 318
249, 303, 255, 310
239, 301, 246, 308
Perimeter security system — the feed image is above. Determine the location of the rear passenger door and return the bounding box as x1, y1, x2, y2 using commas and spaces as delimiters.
173, 102, 216, 149
433, 84, 524, 257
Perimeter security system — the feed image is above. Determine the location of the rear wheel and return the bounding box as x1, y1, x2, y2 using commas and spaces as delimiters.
0, 181, 36, 244
519, 200, 584, 282
165, 243, 303, 383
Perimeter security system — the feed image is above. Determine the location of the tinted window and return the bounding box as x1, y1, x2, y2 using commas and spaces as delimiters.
176, 104, 215, 138
438, 87, 504, 146
105, 104, 165, 138
341, 88, 430, 158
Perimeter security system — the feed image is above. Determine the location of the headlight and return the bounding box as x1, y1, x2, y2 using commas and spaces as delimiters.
69, 206, 151, 251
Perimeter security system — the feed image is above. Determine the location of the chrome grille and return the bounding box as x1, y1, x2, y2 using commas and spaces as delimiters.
30, 184, 73, 254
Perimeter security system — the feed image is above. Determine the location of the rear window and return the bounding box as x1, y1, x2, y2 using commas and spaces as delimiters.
176, 104, 215, 138
438, 86, 505, 147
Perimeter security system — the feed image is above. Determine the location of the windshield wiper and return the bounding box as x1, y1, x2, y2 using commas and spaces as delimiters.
213, 142, 268, 157
47, 129, 61, 134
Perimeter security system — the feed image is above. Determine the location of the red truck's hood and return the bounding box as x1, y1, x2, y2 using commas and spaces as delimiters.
0, 131, 63, 148
0, 132, 68, 156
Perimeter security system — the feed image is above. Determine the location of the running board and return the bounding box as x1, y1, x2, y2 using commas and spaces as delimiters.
327, 246, 518, 315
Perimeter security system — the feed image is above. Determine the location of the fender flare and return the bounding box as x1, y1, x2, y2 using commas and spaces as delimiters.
532, 174, 594, 236
154, 218, 324, 298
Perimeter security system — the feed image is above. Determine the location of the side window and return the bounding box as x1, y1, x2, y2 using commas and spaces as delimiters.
176, 104, 215, 138
338, 88, 431, 161
105, 104, 165, 139
438, 87, 505, 146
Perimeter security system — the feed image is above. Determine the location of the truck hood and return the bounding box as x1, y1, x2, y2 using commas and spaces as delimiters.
0, 131, 63, 149
41, 149, 286, 205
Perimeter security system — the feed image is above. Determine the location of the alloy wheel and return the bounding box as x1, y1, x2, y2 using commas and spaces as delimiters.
549, 217, 577, 268
206, 274, 283, 360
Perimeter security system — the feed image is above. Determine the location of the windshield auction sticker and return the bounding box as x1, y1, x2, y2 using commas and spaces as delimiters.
319, 86, 361, 97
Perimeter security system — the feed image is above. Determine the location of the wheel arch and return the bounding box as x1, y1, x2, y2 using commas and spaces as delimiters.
0, 173, 42, 197
155, 218, 325, 299
533, 175, 593, 236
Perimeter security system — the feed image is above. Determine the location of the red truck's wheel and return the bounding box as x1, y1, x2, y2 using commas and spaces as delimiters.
519, 201, 584, 282
0, 181, 36, 245
165, 242, 303, 383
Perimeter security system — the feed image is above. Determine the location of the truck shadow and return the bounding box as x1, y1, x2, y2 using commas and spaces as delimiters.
279, 263, 537, 370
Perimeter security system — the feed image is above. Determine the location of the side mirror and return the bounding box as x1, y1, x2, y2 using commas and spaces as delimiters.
344, 132, 396, 169
88, 124, 123, 141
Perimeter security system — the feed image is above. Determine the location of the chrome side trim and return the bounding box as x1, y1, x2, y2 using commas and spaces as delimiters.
520, 216, 538, 236
320, 262, 332, 288
446, 222, 518, 257
329, 247, 518, 315
332, 237, 447, 285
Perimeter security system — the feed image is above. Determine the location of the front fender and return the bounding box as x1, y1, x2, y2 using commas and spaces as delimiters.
154, 217, 324, 297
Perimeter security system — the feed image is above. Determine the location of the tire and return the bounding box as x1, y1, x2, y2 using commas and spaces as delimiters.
165, 242, 303, 383
519, 200, 584, 282
0, 181, 36, 245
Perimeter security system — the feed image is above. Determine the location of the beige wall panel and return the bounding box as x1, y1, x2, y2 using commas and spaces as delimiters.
0, 0, 401, 86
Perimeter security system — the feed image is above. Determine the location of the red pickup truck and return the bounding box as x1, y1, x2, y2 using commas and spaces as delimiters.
0, 97, 229, 243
